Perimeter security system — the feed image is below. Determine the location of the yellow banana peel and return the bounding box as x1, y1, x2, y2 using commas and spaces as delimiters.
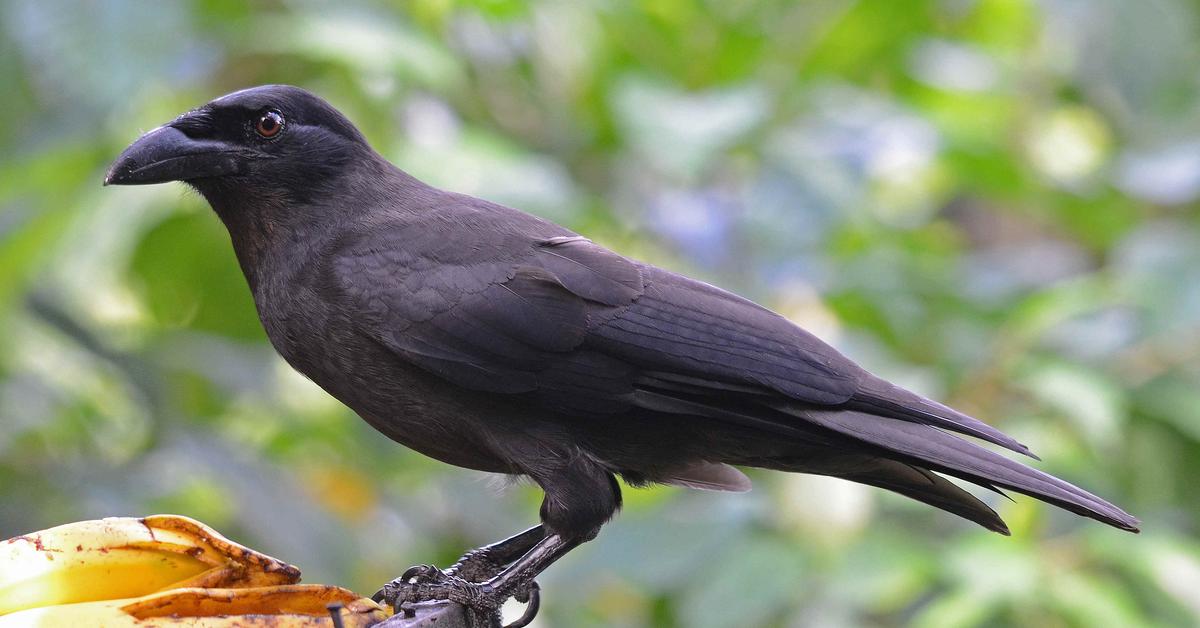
0, 585, 387, 627
0, 515, 389, 627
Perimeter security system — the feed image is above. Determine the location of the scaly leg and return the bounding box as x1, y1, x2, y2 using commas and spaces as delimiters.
446, 525, 546, 582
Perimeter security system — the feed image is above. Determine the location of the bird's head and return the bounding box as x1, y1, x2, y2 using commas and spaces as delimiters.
105, 85, 372, 205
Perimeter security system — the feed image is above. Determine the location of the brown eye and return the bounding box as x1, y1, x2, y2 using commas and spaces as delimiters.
255, 111, 284, 138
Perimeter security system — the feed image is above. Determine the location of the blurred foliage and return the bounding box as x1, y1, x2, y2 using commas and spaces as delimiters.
1, 0, 1199, 626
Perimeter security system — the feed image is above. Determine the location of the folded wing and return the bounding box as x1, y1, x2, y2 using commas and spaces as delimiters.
331, 216, 1138, 532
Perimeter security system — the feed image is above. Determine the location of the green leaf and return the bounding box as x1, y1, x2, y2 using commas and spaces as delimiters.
128, 212, 263, 341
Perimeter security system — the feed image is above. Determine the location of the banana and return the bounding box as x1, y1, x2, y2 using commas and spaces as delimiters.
0, 515, 300, 615
0, 584, 388, 627
0, 515, 390, 627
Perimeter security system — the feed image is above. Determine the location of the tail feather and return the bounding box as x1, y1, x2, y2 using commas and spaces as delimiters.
778, 455, 1010, 534
854, 464, 1010, 535
788, 405, 1140, 532
632, 386, 1138, 533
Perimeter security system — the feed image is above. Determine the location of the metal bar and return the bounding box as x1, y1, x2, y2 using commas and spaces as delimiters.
375, 600, 499, 628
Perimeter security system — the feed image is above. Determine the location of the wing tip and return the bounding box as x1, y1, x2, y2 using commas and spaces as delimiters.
852, 379, 1040, 459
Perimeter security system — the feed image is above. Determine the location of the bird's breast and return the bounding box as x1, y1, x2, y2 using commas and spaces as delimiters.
245, 266, 514, 473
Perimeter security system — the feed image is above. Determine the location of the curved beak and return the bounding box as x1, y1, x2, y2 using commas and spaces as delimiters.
104, 125, 243, 186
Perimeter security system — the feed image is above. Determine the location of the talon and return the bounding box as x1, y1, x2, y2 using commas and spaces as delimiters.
400, 563, 446, 583
505, 582, 540, 628
369, 583, 394, 605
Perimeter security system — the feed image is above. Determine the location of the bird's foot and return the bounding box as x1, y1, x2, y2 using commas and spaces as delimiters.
373, 564, 540, 627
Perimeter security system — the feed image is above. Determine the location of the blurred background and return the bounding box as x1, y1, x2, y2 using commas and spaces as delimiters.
1, 0, 1198, 625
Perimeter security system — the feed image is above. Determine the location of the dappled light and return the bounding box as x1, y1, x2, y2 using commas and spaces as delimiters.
1, 1, 1198, 625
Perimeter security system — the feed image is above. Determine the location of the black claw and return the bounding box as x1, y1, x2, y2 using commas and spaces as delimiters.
505, 582, 540, 628
370, 584, 390, 605
401, 563, 445, 583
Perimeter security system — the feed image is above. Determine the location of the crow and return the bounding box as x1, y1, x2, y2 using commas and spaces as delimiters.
106, 85, 1138, 620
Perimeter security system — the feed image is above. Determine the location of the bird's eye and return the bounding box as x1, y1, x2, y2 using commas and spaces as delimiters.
255, 111, 284, 138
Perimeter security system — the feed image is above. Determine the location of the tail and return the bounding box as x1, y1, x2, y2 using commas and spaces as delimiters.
632, 384, 1139, 533
772, 453, 1012, 534
775, 403, 1140, 532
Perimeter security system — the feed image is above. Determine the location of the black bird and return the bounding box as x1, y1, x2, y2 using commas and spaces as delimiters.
106, 85, 1138, 618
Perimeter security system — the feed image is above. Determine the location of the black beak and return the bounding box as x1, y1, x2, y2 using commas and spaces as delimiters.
104, 124, 243, 186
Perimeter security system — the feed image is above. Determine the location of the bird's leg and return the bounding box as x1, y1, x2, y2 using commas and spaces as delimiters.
375, 532, 583, 622
371, 525, 546, 605
376, 461, 618, 625
445, 525, 547, 582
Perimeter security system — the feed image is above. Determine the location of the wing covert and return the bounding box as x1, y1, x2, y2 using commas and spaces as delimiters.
333, 221, 868, 412
331, 225, 644, 402
591, 266, 862, 405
